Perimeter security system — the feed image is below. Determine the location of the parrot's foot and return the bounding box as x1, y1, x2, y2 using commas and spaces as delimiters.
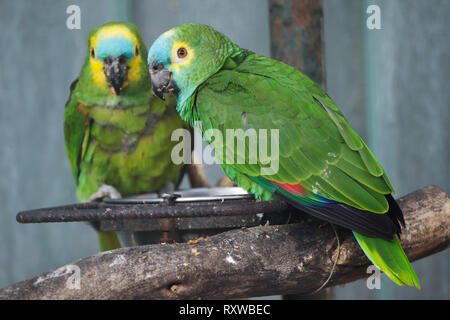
216, 175, 235, 187
87, 184, 122, 251
88, 183, 122, 202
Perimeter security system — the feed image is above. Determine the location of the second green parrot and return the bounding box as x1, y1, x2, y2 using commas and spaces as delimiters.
64, 22, 186, 251
147, 23, 420, 288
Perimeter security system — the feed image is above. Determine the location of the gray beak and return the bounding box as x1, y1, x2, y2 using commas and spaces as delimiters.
149, 61, 178, 100
104, 55, 128, 95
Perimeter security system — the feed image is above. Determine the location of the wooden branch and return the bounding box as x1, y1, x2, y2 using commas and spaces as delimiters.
1, 185, 448, 300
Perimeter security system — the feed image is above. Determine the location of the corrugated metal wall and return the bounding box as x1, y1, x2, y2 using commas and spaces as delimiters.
0, 0, 448, 299
324, 0, 450, 299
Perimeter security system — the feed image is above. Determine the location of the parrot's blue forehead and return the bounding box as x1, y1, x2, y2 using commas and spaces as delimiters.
96, 37, 134, 60
148, 33, 173, 66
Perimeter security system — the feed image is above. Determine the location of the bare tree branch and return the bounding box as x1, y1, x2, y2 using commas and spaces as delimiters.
1, 185, 448, 300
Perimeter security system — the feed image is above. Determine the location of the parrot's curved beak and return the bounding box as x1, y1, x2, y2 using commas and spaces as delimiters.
149, 61, 178, 100
104, 55, 128, 96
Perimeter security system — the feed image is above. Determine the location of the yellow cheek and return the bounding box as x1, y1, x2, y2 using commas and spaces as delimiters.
90, 59, 109, 92
90, 55, 142, 93
171, 41, 194, 73
171, 63, 181, 73
128, 54, 142, 83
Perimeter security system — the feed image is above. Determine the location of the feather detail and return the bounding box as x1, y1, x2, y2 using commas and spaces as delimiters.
267, 179, 306, 196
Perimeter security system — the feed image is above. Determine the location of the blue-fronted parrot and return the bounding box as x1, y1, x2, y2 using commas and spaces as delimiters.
64, 22, 186, 251
147, 23, 420, 288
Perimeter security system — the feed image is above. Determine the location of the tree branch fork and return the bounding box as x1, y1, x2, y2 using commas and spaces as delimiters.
0, 185, 448, 299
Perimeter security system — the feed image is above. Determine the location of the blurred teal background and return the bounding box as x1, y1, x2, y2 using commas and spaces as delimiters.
0, 0, 448, 299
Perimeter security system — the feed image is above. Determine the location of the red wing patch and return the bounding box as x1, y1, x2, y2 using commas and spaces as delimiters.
267, 179, 306, 196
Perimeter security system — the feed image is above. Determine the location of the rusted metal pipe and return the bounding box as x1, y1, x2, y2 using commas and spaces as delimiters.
269, 0, 326, 89
16, 199, 290, 224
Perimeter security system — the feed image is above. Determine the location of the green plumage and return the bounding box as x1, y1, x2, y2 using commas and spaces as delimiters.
194, 53, 392, 211
64, 22, 186, 251
354, 232, 420, 288
64, 87, 184, 201
148, 24, 420, 288
65, 91, 183, 201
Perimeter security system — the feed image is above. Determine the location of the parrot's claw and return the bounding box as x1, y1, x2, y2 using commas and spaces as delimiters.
88, 184, 122, 202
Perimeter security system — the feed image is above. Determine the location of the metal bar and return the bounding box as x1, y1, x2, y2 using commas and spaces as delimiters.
16, 199, 289, 224
269, 0, 326, 88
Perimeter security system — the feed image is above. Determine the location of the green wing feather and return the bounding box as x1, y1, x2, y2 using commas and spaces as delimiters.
196, 54, 393, 213
64, 79, 91, 183
354, 231, 420, 288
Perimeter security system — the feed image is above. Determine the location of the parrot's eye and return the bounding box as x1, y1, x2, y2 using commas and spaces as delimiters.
135, 46, 139, 57
91, 48, 96, 59
177, 47, 188, 59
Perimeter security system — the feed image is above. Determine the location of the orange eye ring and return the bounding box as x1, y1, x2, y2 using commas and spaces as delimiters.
177, 47, 188, 59
91, 48, 96, 59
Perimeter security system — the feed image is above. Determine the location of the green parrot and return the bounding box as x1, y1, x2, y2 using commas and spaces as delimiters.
64, 22, 186, 251
147, 23, 420, 288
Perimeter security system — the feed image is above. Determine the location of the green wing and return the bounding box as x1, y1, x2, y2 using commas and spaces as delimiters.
64, 79, 91, 183
196, 53, 394, 214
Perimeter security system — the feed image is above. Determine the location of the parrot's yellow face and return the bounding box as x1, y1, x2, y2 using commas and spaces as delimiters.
88, 25, 144, 95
